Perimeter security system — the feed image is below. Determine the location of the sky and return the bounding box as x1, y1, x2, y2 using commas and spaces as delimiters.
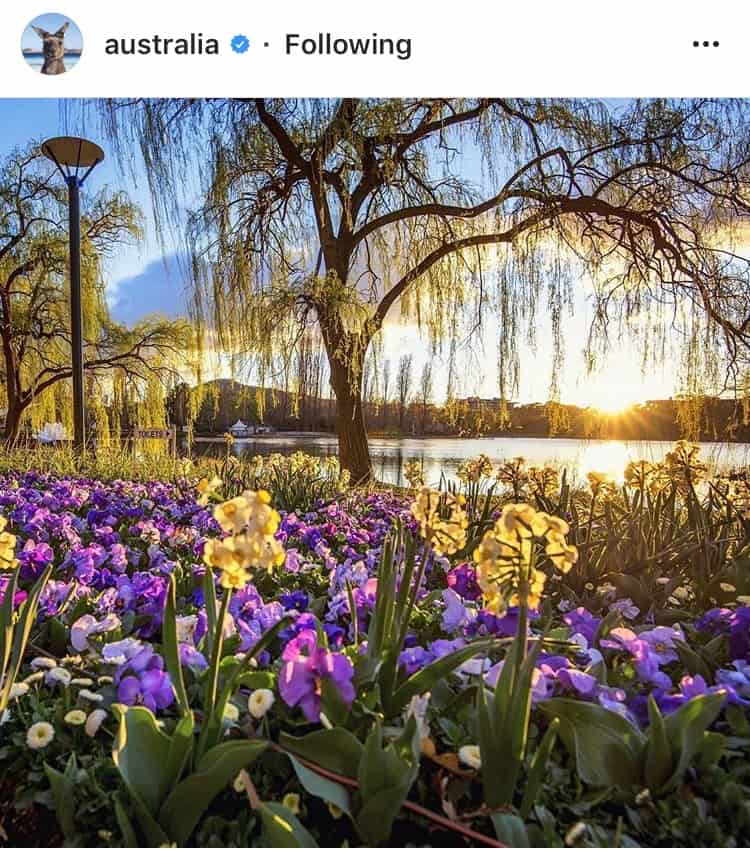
0, 98, 679, 409
21, 14, 84, 52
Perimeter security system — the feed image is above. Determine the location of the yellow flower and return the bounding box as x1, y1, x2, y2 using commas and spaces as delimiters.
205, 491, 285, 590
327, 801, 344, 820
545, 536, 578, 573
473, 503, 576, 613
527, 465, 560, 498
411, 487, 468, 556
663, 440, 707, 492
587, 471, 617, 499
203, 538, 238, 570
496, 456, 528, 487
403, 459, 425, 489
624, 460, 654, 490
282, 793, 301, 816
197, 476, 222, 506
214, 496, 253, 534
0, 515, 18, 568
496, 503, 549, 538
219, 564, 252, 590
457, 454, 493, 483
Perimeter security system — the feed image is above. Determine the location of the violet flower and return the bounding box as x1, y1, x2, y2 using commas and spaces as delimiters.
279, 630, 355, 722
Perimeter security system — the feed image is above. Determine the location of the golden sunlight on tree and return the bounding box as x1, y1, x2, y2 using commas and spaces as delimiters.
0, 146, 194, 442
97, 99, 750, 480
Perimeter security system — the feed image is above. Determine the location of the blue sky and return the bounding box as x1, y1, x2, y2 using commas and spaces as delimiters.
0, 98, 678, 407
21, 14, 84, 52
0, 98, 188, 318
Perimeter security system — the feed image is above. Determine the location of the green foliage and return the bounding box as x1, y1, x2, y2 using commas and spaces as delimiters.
0, 563, 53, 713
43, 754, 78, 839
206, 451, 350, 514
476, 618, 555, 818
279, 728, 363, 779
280, 721, 421, 846
257, 801, 318, 847
111, 704, 267, 845
355, 720, 420, 845
541, 692, 725, 794
111, 574, 291, 845
361, 520, 497, 717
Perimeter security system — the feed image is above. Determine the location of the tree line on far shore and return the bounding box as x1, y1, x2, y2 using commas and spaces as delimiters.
166, 378, 750, 443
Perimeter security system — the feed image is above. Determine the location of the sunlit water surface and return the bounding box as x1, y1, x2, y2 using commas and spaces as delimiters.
194, 435, 750, 487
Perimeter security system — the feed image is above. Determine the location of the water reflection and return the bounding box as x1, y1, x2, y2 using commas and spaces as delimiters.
192, 435, 750, 487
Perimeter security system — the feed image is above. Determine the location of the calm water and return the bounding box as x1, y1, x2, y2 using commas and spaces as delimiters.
195, 435, 750, 487
23, 53, 81, 71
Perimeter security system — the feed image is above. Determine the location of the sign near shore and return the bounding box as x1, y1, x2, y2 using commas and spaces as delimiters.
134, 427, 173, 439
132, 425, 177, 456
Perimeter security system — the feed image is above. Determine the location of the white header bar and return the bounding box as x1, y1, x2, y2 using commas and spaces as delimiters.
1, 0, 745, 97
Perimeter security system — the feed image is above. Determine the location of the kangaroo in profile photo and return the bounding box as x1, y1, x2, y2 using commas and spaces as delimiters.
32, 22, 70, 75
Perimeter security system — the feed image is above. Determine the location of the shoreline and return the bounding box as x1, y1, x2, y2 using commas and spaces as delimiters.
192, 432, 750, 446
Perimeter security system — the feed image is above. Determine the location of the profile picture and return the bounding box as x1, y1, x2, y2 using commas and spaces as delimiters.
21, 13, 82, 75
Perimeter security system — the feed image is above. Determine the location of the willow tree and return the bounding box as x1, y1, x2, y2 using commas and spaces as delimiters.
100, 99, 750, 480
0, 146, 192, 442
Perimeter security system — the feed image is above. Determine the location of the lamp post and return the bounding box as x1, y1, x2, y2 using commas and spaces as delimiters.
41, 136, 105, 451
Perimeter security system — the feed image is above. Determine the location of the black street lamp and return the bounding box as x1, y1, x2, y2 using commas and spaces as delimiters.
41, 136, 105, 451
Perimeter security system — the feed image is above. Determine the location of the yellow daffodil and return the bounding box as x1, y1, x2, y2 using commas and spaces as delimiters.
473, 502, 577, 614
411, 487, 468, 556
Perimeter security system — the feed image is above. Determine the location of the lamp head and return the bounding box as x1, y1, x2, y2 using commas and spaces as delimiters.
41, 136, 104, 181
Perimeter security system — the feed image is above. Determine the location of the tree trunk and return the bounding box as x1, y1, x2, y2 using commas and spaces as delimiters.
4, 402, 24, 445
329, 358, 373, 484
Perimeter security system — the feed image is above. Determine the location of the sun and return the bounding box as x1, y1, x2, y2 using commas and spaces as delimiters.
583, 374, 646, 414
593, 394, 637, 414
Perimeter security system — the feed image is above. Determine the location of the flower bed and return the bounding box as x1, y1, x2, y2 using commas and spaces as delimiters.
0, 447, 749, 847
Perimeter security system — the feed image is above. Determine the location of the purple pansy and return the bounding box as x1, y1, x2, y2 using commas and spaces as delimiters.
279, 630, 355, 722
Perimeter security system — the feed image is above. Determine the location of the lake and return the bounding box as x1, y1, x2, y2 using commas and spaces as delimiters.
23, 53, 81, 72
194, 434, 750, 487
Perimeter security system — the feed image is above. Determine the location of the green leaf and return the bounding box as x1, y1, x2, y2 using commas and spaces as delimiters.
519, 718, 559, 819
387, 637, 498, 715
540, 699, 645, 788
592, 607, 622, 647
355, 721, 418, 845
258, 801, 318, 847
288, 756, 352, 818
644, 696, 673, 792
279, 728, 363, 779
236, 670, 275, 689
673, 639, 712, 680
44, 755, 77, 838
163, 574, 191, 716
491, 812, 530, 847
159, 739, 267, 845
477, 684, 498, 800
164, 712, 195, 792
114, 795, 139, 848
1, 565, 53, 710
203, 566, 217, 656
111, 704, 172, 818
0, 566, 18, 680
661, 692, 724, 792
319, 675, 350, 727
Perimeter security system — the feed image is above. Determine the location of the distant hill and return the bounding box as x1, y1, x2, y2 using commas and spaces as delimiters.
168, 378, 337, 434
167, 379, 750, 441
